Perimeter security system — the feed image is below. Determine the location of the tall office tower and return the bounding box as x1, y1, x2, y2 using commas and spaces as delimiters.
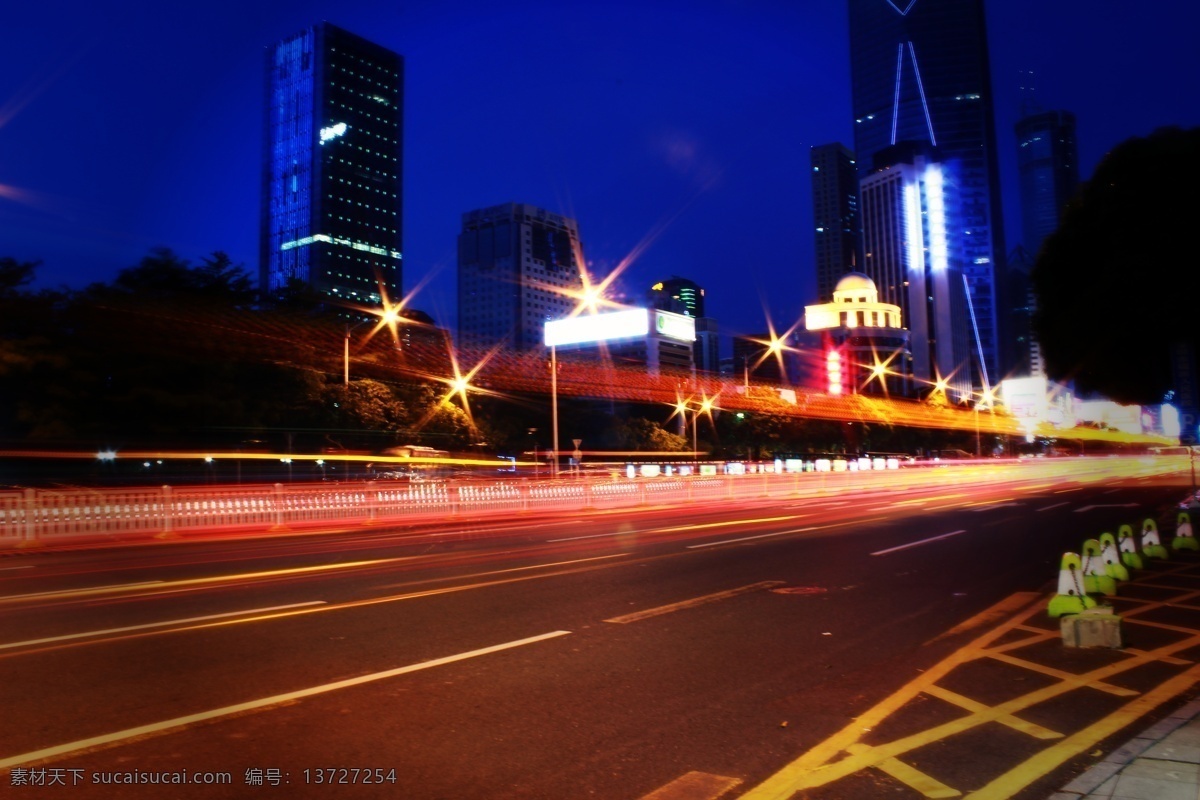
648, 277, 705, 317
457, 203, 583, 351
860, 144, 973, 400
260, 23, 404, 306
810, 143, 861, 302
1015, 110, 1078, 256
849, 0, 1005, 385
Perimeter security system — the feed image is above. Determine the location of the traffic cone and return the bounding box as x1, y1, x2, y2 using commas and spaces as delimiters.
1048, 552, 1098, 618
1142, 518, 1169, 560
1081, 539, 1117, 596
1172, 511, 1199, 552
1118, 524, 1143, 570
1098, 532, 1130, 582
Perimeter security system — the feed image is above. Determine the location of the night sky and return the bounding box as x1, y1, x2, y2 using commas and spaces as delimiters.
3, 0, 1198, 343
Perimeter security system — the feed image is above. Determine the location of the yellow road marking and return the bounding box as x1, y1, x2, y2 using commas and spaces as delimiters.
653, 516, 800, 533
963, 661, 1200, 799
985, 651, 1138, 696
927, 592, 1042, 643
922, 685, 1060, 739
605, 581, 785, 624
639, 771, 742, 800
845, 743, 961, 798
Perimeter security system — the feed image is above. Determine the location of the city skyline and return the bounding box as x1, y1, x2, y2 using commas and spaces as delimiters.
3, 1, 1199, 348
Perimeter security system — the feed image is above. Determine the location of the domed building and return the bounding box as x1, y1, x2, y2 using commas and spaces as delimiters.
804, 273, 912, 396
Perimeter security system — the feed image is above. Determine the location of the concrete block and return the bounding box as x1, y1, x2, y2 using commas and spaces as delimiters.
1061, 607, 1123, 648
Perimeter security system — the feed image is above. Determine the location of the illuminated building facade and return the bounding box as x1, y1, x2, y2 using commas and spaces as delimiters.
458, 203, 583, 351
849, 0, 1005, 383
648, 277, 718, 372
804, 272, 911, 396
811, 143, 861, 302
860, 144, 972, 400
1016, 109, 1078, 257
260, 23, 404, 305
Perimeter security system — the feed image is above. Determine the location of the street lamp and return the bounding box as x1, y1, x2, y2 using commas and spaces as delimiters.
674, 396, 715, 471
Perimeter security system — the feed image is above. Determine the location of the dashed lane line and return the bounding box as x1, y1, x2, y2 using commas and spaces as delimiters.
638, 771, 742, 800
0, 630, 571, 770
870, 530, 966, 556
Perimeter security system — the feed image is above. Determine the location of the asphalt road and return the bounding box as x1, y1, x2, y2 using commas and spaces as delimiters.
0, 464, 1190, 799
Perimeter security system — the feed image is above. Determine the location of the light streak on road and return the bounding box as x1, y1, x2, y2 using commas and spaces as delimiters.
0, 631, 572, 770
0, 601, 327, 651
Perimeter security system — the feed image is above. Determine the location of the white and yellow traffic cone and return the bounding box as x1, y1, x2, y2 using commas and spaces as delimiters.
1172, 511, 1199, 552
1081, 539, 1117, 596
1098, 532, 1130, 582
1118, 524, 1143, 570
1142, 518, 1169, 560
1048, 552, 1098, 618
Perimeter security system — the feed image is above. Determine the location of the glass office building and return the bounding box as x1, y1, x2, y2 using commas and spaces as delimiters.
1015, 110, 1078, 257
260, 23, 404, 306
457, 203, 584, 351
810, 142, 861, 303
849, 0, 1005, 385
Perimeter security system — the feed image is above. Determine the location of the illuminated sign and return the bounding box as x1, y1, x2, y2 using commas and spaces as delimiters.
826, 349, 843, 396
319, 122, 348, 143
544, 309, 649, 347
653, 310, 696, 342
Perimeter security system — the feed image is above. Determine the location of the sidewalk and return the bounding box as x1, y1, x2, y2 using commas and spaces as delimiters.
1049, 698, 1200, 799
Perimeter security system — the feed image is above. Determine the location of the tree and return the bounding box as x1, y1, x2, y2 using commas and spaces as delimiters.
1031, 126, 1200, 404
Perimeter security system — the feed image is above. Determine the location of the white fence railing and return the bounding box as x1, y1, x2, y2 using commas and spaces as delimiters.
0, 455, 1184, 549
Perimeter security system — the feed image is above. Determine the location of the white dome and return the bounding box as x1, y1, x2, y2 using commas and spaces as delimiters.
835, 272, 876, 293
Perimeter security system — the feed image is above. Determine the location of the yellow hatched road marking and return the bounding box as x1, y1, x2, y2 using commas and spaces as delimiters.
845, 743, 961, 798
922, 684, 1061, 739
736, 591, 1200, 800
985, 651, 1138, 696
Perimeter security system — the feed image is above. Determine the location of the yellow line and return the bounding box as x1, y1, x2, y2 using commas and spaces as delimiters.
605, 581, 785, 624
923, 685, 1061, 739
845, 744, 961, 798
653, 516, 799, 533
927, 592, 1042, 643
964, 661, 1200, 799
985, 651, 1138, 696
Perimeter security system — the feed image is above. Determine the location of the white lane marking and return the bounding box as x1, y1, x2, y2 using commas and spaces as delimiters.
686, 527, 820, 549
871, 530, 967, 556
0, 630, 571, 769
0, 601, 327, 651
1037, 502, 1070, 512
605, 581, 785, 624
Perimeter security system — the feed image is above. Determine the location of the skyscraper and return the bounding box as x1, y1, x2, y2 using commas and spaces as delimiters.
859, 144, 973, 400
810, 143, 861, 303
1015, 109, 1078, 256
260, 23, 404, 306
457, 203, 583, 351
849, 0, 1005, 384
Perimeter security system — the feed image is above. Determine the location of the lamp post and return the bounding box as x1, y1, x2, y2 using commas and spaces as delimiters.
528, 427, 539, 478
344, 307, 402, 387
550, 344, 559, 477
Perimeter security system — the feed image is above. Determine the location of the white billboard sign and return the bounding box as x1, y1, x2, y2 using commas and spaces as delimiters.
544, 308, 649, 347
653, 310, 696, 342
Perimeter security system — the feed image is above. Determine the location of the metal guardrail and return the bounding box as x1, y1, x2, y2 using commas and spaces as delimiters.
0, 456, 1184, 549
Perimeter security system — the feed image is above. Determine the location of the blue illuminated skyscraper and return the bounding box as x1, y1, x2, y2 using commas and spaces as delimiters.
849, 0, 1005, 386
260, 23, 403, 306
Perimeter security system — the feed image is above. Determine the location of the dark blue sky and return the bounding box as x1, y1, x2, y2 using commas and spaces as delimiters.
3, 1, 1198, 341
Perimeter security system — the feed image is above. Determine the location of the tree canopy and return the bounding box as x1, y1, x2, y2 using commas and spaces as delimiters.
1031, 126, 1200, 405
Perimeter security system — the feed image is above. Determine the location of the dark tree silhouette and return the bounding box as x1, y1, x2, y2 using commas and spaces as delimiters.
1032, 126, 1200, 405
